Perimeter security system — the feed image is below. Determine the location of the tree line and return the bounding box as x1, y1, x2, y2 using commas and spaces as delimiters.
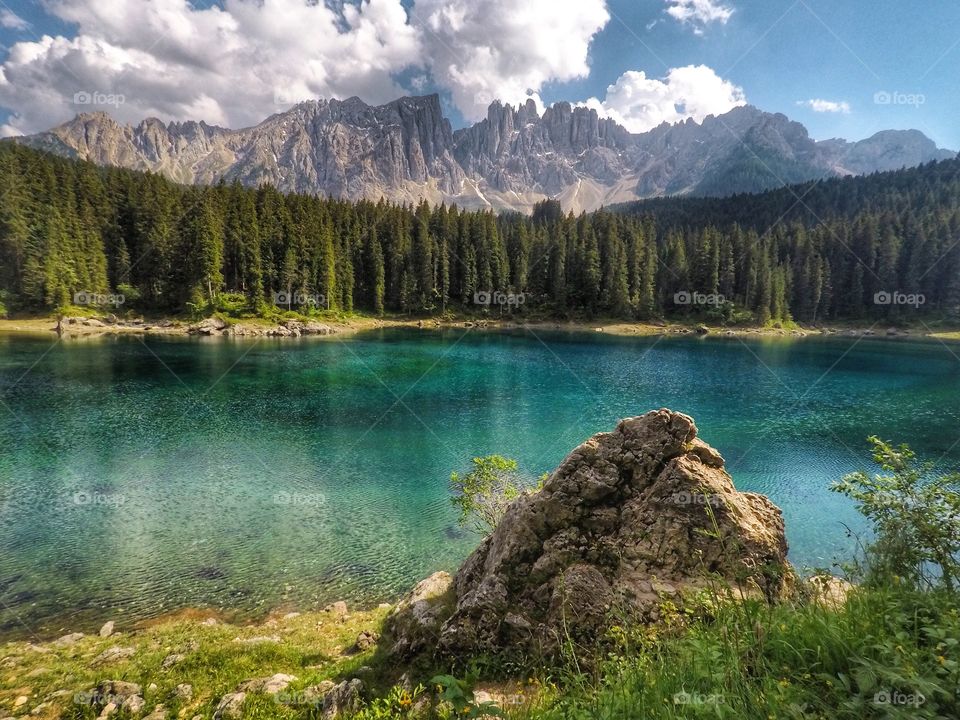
1, 142, 959, 324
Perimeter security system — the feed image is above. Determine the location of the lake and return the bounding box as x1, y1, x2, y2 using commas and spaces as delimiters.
1, 328, 958, 639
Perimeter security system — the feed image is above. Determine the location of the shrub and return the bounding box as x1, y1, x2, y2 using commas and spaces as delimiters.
832, 436, 960, 590
450, 456, 542, 535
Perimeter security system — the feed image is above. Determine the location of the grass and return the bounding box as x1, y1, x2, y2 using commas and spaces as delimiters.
4, 579, 957, 719
0, 605, 391, 719
503, 584, 960, 720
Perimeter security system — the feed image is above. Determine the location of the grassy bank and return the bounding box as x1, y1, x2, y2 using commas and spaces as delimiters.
3, 582, 957, 719
0, 605, 392, 719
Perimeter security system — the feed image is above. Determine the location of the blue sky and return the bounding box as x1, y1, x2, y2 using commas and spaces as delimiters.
1, 0, 958, 148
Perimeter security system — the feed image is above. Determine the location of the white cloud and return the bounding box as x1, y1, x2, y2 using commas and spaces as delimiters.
0, 123, 23, 138
413, 0, 609, 121
797, 98, 851, 114
665, 0, 733, 34
0, 10, 30, 31
0, 0, 614, 133
583, 65, 746, 133
0, 0, 421, 134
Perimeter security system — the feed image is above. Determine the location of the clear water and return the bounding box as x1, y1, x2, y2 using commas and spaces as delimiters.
1, 329, 959, 639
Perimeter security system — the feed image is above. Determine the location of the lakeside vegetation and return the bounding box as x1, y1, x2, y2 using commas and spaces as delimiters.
2, 143, 960, 329
2, 439, 957, 720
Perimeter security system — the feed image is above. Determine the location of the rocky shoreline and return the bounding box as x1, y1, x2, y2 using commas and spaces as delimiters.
0, 314, 949, 342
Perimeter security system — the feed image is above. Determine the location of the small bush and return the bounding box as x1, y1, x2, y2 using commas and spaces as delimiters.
832, 436, 960, 590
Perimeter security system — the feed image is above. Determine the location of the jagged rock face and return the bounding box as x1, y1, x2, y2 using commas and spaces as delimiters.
452, 100, 633, 195
15, 97, 955, 213
221, 96, 465, 198
384, 409, 789, 663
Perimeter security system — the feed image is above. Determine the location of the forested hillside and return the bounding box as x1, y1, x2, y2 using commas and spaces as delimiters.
1, 143, 959, 324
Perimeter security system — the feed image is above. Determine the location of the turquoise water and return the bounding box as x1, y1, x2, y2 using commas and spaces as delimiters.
1, 329, 959, 638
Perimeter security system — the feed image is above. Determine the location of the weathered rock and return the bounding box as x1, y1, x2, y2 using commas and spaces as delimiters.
321, 679, 363, 719
351, 630, 379, 653
213, 692, 246, 720
807, 575, 853, 608
381, 571, 454, 659
98, 621, 115, 638
52, 632, 84, 647
143, 705, 168, 720
237, 673, 297, 695
303, 321, 334, 335
390, 410, 789, 663
301, 680, 335, 703
120, 694, 145, 714
188, 317, 228, 335
90, 645, 135, 667
79, 681, 143, 715
325, 601, 348, 618
160, 652, 185, 669
174, 684, 193, 701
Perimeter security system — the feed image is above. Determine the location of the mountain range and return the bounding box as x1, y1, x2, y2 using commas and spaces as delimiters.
13, 94, 956, 213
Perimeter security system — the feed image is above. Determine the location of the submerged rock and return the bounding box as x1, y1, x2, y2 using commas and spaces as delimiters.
387, 409, 789, 663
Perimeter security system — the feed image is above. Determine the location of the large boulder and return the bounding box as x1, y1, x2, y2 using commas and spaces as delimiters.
390, 409, 789, 663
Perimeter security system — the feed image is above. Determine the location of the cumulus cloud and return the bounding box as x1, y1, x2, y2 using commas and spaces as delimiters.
413, 0, 609, 121
0, 0, 613, 134
0, 10, 30, 31
0, 0, 421, 134
665, 0, 733, 34
583, 65, 746, 133
797, 98, 851, 114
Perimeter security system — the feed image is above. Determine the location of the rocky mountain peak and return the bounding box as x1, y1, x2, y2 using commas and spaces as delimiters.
12, 95, 954, 213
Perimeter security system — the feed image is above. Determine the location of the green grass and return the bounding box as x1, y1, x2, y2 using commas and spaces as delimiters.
0, 606, 391, 719
504, 584, 959, 720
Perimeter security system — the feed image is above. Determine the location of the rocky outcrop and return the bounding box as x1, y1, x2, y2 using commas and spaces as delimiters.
14, 99, 954, 213
386, 409, 789, 662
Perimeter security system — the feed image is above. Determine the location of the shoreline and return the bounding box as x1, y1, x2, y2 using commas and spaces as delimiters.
2, 314, 958, 341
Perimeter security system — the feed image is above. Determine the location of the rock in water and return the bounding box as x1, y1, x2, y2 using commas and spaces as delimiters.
386, 409, 789, 662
